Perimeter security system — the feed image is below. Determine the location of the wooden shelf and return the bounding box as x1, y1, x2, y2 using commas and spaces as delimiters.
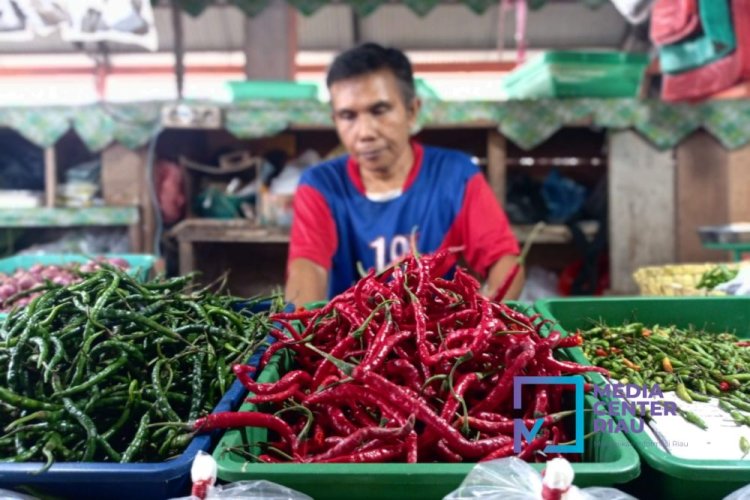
512, 222, 600, 244
170, 219, 599, 246
170, 218, 290, 243
0, 207, 139, 228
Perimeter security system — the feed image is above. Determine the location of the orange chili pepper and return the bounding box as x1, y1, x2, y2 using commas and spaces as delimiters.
662, 356, 673, 373
622, 358, 641, 371
642, 329, 652, 337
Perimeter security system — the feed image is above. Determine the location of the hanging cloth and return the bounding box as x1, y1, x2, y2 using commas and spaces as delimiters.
661, 0, 750, 101
650, 0, 699, 46
659, 0, 735, 74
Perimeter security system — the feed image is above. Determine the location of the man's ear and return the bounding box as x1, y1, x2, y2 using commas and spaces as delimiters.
408, 97, 422, 132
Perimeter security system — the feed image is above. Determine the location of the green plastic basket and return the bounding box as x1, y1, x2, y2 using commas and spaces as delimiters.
502, 51, 649, 99
227, 81, 319, 101
213, 302, 640, 499
534, 296, 750, 500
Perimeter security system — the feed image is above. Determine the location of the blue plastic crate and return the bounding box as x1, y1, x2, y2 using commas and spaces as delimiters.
0, 300, 289, 500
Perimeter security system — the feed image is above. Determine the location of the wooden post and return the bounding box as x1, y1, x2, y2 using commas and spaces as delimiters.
244, 0, 297, 80
44, 147, 56, 208
609, 131, 676, 293
675, 132, 730, 262
486, 130, 506, 206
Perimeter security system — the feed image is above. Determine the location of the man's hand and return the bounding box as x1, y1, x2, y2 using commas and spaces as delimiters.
484, 254, 525, 301
285, 258, 329, 307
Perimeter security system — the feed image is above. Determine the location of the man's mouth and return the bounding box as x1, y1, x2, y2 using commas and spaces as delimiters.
358, 149, 384, 161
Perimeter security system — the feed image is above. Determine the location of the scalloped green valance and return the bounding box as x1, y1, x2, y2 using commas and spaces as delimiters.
3, 98, 750, 153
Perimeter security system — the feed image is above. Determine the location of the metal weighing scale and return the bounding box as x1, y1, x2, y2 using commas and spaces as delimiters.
698, 223, 750, 261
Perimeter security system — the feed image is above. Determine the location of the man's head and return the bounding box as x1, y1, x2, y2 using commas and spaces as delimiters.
327, 43, 421, 177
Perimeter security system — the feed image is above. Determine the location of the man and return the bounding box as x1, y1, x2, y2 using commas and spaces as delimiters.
285, 43, 524, 306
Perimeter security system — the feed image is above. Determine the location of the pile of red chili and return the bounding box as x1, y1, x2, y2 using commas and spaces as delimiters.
194, 250, 607, 463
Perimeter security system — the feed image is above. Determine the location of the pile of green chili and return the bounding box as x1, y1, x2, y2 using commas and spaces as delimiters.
0, 266, 282, 469
581, 322, 750, 428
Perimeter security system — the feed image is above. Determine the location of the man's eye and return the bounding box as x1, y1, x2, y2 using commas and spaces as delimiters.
338, 112, 355, 121
372, 105, 389, 115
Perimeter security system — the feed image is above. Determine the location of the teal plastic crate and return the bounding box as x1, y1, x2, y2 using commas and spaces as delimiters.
534, 296, 750, 500
0, 253, 157, 282
0, 254, 158, 319
502, 51, 649, 99
212, 301, 640, 500
227, 81, 319, 101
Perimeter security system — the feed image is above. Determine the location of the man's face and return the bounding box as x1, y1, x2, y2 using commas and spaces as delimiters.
330, 69, 419, 175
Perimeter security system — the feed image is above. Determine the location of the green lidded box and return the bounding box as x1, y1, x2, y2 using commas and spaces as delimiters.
227, 81, 319, 101
534, 296, 750, 500
212, 301, 640, 500
502, 51, 649, 99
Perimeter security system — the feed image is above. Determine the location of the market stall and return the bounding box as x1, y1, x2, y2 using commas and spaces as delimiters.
4, 0, 750, 499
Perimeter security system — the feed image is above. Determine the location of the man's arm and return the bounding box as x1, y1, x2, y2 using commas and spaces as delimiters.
285, 258, 329, 307
484, 254, 525, 301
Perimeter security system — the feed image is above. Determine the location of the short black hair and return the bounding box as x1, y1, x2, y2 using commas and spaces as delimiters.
326, 43, 416, 105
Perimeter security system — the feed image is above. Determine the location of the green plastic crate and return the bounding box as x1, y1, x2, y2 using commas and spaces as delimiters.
502, 51, 649, 99
213, 302, 640, 499
534, 296, 750, 500
227, 81, 319, 101
0, 253, 157, 282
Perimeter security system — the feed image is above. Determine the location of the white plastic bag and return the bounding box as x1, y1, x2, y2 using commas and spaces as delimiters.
0, 489, 39, 500
608, 0, 654, 24
170, 451, 312, 500
715, 267, 750, 296
725, 484, 750, 500
443, 457, 638, 500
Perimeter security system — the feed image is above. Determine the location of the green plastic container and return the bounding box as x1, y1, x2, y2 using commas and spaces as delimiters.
213, 301, 640, 499
0, 253, 157, 282
502, 51, 649, 99
534, 296, 750, 500
227, 81, 319, 101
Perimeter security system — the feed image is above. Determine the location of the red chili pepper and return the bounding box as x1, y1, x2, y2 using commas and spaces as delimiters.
720, 381, 732, 392
541, 356, 609, 376
595, 348, 608, 357
306, 418, 413, 462
406, 431, 418, 463
479, 443, 514, 462
233, 366, 311, 395
350, 366, 512, 458
318, 444, 404, 463
518, 430, 550, 461
326, 406, 359, 435
383, 359, 422, 391
360, 331, 411, 372
192, 411, 298, 454
471, 344, 535, 415
557, 333, 583, 348
245, 384, 302, 404
433, 439, 463, 462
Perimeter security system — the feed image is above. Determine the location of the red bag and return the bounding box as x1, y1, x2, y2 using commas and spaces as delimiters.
155, 160, 186, 225
661, 0, 750, 101
650, 0, 699, 46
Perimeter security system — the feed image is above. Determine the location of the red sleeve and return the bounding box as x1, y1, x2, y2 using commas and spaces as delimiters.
441, 173, 520, 278
287, 185, 338, 271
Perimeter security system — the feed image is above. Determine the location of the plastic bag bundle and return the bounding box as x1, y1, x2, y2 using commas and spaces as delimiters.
170, 451, 312, 500
443, 457, 638, 500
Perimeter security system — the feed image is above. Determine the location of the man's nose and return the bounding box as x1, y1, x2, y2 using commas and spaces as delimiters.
355, 113, 378, 141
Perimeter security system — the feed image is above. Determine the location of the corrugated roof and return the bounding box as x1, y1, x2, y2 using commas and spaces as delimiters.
0, 2, 628, 54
